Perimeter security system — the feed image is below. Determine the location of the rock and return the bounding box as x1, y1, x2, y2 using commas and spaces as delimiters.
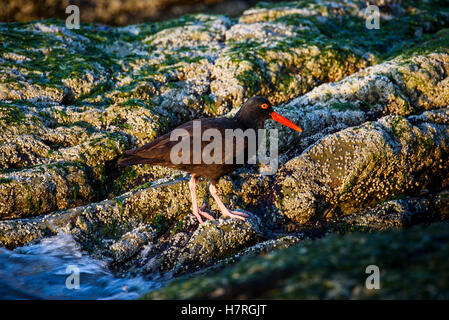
2, 0, 254, 26
1, 3, 447, 213
171, 213, 263, 273
338, 189, 449, 231
109, 224, 157, 263
0, 175, 197, 248
0, 162, 96, 219
130, 212, 264, 276
1, 0, 449, 285
0, 217, 53, 249
434, 189, 449, 220
273, 107, 449, 223
142, 220, 449, 299
269, 48, 449, 157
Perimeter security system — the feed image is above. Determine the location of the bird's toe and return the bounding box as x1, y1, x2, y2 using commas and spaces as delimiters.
230, 210, 249, 217
222, 211, 247, 221
192, 212, 204, 224
198, 209, 215, 220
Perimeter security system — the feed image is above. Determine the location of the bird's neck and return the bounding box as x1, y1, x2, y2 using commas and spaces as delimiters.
233, 110, 264, 130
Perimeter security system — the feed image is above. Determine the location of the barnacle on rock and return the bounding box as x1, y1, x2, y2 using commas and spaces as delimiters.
1, 0, 449, 296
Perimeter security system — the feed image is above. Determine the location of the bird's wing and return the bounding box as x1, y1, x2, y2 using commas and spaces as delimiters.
121, 117, 251, 165
123, 123, 192, 163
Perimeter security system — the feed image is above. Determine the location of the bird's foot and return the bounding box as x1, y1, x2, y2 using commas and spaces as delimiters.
198, 203, 215, 221
220, 207, 249, 221
192, 212, 204, 224
208, 182, 249, 222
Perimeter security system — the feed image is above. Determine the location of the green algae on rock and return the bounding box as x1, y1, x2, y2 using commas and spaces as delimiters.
338, 189, 449, 231
142, 220, 449, 299
273, 107, 449, 224
0, 0, 449, 289
0, 161, 96, 219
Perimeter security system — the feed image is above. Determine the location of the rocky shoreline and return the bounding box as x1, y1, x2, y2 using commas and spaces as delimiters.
1, 0, 449, 298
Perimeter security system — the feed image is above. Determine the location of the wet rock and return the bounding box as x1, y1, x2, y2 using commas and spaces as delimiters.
269, 49, 449, 156
1, 2, 447, 224
273, 107, 449, 223
0, 162, 96, 219
142, 220, 449, 299
434, 189, 449, 220
171, 213, 263, 273
0, 175, 194, 247
2, 0, 255, 26
125, 212, 263, 275
110, 224, 157, 263
338, 189, 449, 231
1, 0, 449, 285
0, 217, 53, 249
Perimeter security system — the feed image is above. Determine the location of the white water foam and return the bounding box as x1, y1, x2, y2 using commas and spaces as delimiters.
0, 233, 160, 299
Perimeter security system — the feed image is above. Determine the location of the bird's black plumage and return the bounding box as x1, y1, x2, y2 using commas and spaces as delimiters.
118, 96, 301, 223
118, 96, 273, 181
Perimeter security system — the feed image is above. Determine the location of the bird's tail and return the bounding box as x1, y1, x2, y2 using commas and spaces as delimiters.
117, 155, 150, 166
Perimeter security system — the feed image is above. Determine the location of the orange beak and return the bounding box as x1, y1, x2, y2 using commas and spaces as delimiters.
270, 112, 302, 132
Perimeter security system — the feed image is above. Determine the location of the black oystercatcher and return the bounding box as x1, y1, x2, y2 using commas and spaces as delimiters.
118, 96, 302, 223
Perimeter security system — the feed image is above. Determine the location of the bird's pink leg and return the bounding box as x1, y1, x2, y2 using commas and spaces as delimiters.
188, 175, 215, 224
209, 183, 249, 221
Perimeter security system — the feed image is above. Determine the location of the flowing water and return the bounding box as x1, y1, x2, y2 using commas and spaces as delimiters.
0, 233, 160, 299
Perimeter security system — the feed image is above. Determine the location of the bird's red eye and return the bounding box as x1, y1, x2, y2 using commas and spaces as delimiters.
261, 103, 268, 109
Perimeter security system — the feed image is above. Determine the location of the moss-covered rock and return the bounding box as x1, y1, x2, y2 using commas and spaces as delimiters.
329, 188, 449, 232
0, 161, 96, 219
273, 107, 449, 223
1, 0, 449, 288
142, 220, 449, 299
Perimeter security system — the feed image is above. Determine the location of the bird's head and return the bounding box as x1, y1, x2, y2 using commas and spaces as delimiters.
234, 96, 302, 132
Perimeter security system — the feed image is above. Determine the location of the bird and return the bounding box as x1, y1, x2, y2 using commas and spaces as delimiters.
117, 96, 302, 224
